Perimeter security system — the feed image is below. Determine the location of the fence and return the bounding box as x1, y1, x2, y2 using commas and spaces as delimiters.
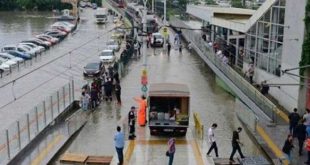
0, 80, 75, 164
193, 112, 204, 140
66, 109, 88, 137
235, 99, 258, 132
170, 17, 281, 123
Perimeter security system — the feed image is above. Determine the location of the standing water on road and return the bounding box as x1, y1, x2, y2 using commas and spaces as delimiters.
0, 11, 55, 46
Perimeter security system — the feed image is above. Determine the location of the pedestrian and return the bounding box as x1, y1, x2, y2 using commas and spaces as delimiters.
289, 108, 300, 134
282, 134, 294, 162
113, 71, 120, 84
115, 83, 121, 105
134, 41, 139, 56
90, 87, 98, 109
229, 127, 245, 163
128, 106, 136, 139
80, 92, 90, 111
167, 42, 171, 56
294, 120, 306, 156
104, 78, 113, 102
246, 63, 255, 84
305, 136, 310, 164
206, 123, 219, 157
138, 41, 141, 55
134, 95, 147, 126
174, 35, 178, 45
167, 138, 176, 165
260, 80, 270, 95
179, 43, 183, 53
188, 41, 193, 52
114, 126, 125, 165
304, 109, 310, 135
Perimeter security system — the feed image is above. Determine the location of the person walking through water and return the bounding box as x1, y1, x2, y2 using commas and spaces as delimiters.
179, 43, 183, 54
114, 126, 124, 165
288, 108, 300, 134
167, 138, 176, 165
229, 127, 245, 163
167, 42, 171, 56
206, 123, 218, 157
294, 120, 306, 156
128, 106, 136, 139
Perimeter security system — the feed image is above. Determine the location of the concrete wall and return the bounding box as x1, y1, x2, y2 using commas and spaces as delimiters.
243, 0, 306, 113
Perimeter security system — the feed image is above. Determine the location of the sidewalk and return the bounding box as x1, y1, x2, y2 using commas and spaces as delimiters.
170, 17, 305, 164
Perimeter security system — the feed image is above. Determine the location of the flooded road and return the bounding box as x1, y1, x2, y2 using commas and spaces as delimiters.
59, 30, 264, 164
0, 11, 55, 46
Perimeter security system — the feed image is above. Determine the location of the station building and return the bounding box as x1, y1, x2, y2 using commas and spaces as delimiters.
186, 0, 307, 112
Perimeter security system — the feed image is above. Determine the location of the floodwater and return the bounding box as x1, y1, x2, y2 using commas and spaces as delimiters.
0, 11, 55, 46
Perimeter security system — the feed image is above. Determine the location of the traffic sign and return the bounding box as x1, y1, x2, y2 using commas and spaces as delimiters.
141, 85, 148, 92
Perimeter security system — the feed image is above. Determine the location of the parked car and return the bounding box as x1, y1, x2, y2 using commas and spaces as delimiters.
150, 32, 164, 47
92, 3, 98, 9
99, 49, 115, 63
83, 61, 105, 77
111, 28, 126, 39
0, 57, 17, 68
0, 61, 10, 72
1, 45, 36, 57
36, 34, 59, 44
0, 53, 24, 63
17, 44, 38, 56
106, 39, 120, 52
54, 21, 75, 29
19, 42, 45, 53
80, 1, 87, 8
44, 30, 67, 40
20, 39, 50, 49
7, 50, 32, 60
51, 24, 71, 33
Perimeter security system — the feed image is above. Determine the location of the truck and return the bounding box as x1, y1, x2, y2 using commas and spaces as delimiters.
95, 8, 108, 24
148, 83, 190, 136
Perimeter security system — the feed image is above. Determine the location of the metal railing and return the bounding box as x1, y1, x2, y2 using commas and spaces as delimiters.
170, 17, 280, 123
0, 80, 75, 164
193, 112, 204, 140
235, 99, 258, 132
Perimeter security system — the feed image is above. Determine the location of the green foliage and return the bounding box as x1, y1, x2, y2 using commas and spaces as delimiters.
231, 0, 243, 8
205, 0, 216, 5
300, 1, 310, 78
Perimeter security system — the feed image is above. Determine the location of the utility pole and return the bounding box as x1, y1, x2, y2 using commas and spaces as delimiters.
152, 0, 154, 13
141, 0, 149, 96
163, 0, 167, 50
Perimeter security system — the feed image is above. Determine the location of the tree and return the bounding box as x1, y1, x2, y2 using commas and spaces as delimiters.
231, 0, 243, 8
205, 0, 216, 5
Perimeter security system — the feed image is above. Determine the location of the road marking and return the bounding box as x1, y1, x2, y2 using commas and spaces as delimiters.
124, 140, 135, 165
31, 134, 63, 165
256, 125, 288, 165
190, 140, 205, 165
136, 139, 188, 145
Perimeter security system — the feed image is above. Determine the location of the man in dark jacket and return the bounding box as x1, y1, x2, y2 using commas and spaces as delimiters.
104, 78, 113, 102
229, 127, 245, 163
294, 121, 307, 155
289, 108, 300, 134
115, 83, 121, 105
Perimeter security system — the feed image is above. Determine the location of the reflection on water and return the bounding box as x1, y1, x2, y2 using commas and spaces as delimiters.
0, 11, 55, 46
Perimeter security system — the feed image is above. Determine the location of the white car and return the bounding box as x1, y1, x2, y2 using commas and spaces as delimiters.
0, 53, 24, 63
54, 21, 75, 29
99, 49, 115, 63
18, 44, 40, 55
1, 45, 36, 57
106, 39, 120, 52
0, 61, 10, 72
51, 24, 71, 33
150, 32, 164, 47
19, 43, 45, 53
0, 57, 17, 68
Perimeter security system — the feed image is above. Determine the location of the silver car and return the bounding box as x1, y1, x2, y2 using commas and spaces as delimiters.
106, 39, 120, 52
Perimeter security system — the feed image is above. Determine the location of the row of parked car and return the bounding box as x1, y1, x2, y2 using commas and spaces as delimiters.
0, 21, 76, 73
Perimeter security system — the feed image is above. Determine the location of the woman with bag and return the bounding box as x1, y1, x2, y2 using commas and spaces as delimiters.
167, 138, 176, 165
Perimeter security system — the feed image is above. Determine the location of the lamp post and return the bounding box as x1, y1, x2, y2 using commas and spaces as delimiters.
163, 0, 167, 51
141, 0, 148, 96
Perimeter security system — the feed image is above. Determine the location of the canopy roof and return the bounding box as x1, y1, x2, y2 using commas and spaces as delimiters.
149, 83, 190, 97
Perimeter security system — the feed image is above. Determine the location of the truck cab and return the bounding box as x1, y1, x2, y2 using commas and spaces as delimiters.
148, 83, 190, 136
95, 8, 108, 24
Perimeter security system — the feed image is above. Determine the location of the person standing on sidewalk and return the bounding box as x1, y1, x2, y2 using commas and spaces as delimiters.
115, 83, 122, 105
128, 106, 136, 139
294, 121, 307, 156
114, 126, 125, 165
289, 108, 300, 134
229, 127, 245, 163
206, 123, 219, 157
80, 92, 90, 111
167, 138, 176, 165
303, 109, 310, 135
282, 134, 294, 162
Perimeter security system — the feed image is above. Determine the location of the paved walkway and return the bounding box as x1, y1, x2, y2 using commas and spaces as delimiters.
173, 18, 307, 164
